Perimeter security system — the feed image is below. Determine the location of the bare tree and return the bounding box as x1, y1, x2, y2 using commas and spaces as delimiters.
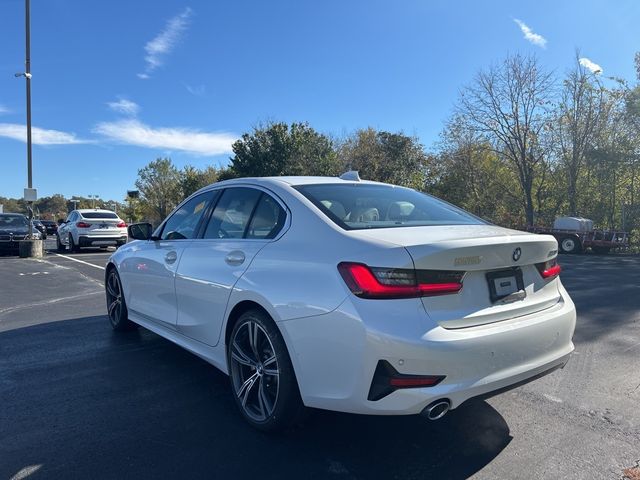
458, 54, 554, 225
552, 56, 602, 215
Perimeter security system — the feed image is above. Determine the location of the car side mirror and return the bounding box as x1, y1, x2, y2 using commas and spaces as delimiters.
128, 222, 154, 240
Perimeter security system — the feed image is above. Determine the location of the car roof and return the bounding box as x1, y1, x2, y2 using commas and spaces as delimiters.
203, 175, 391, 190
76, 209, 117, 214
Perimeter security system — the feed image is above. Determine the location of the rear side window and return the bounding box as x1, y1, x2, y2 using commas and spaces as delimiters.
246, 194, 286, 239
295, 183, 484, 230
204, 188, 262, 239
80, 212, 119, 219
161, 192, 213, 240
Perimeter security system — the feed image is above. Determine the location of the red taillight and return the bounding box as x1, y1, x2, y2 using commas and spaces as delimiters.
337, 262, 463, 299
76, 222, 92, 228
116, 221, 127, 228
536, 258, 561, 279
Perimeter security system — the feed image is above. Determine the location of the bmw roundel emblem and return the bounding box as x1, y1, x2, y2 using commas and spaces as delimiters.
512, 247, 522, 262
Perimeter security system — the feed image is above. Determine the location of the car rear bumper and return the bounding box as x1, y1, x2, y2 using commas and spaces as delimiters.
78, 235, 127, 247
278, 281, 576, 415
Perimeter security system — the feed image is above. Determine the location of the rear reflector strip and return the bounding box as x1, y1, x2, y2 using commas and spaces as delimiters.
338, 262, 463, 299
368, 360, 445, 401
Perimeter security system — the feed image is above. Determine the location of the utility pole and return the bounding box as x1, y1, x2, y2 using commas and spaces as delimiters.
15, 0, 35, 236
25, 0, 32, 192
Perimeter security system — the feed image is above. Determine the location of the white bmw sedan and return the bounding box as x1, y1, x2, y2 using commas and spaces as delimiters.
105, 174, 576, 431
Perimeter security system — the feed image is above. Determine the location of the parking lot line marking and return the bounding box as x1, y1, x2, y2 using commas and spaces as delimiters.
0, 290, 103, 317
52, 253, 106, 270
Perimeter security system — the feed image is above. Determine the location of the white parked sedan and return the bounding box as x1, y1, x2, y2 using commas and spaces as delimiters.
57, 209, 127, 252
105, 174, 576, 431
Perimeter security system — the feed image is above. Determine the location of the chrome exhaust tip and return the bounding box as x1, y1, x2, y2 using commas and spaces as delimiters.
422, 399, 451, 421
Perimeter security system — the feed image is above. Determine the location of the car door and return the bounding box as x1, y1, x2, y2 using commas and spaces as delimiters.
121, 191, 215, 329
175, 187, 288, 346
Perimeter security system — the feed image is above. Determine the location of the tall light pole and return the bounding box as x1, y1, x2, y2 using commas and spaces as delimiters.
15, 0, 34, 236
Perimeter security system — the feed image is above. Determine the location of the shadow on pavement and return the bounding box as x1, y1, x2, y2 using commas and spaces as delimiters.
1, 315, 511, 479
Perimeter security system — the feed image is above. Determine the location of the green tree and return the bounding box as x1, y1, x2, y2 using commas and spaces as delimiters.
229, 122, 341, 177
179, 165, 221, 197
337, 128, 428, 189
429, 116, 522, 225
135, 158, 182, 224
35, 194, 68, 219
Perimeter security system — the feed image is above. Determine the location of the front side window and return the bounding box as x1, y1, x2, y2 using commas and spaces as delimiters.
161, 192, 213, 240
203, 188, 262, 239
294, 183, 485, 230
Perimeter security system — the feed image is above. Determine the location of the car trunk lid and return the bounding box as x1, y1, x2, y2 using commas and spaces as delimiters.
347, 225, 561, 328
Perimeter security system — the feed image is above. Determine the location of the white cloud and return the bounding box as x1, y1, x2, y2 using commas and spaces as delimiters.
93, 119, 236, 156
514, 19, 547, 48
139, 7, 193, 78
0, 104, 10, 115
0, 123, 89, 145
107, 98, 140, 116
579, 57, 603, 74
185, 84, 206, 96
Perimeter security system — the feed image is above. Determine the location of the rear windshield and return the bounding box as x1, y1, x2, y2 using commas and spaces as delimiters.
80, 212, 118, 219
294, 184, 484, 230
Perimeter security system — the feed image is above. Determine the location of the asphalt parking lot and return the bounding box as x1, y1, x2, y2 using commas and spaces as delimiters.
1, 240, 639, 479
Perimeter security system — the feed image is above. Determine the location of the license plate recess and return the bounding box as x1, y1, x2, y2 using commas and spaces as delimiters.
486, 268, 525, 303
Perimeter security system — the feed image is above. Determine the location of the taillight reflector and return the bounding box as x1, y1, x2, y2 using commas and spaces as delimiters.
389, 377, 443, 387
338, 262, 463, 299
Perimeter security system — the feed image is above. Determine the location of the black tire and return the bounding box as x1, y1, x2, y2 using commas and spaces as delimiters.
69, 234, 80, 253
105, 268, 137, 331
559, 236, 582, 254
592, 246, 611, 255
227, 309, 305, 432
56, 234, 66, 252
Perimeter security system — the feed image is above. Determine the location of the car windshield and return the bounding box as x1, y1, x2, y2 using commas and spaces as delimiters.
80, 212, 118, 219
294, 183, 485, 230
0, 215, 29, 228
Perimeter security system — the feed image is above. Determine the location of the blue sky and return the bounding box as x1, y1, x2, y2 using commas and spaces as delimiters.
1, 0, 638, 201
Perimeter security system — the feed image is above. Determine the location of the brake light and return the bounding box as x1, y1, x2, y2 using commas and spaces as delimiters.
337, 262, 463, 299
76, 222, 92, 228
116, 221, 127, 228
536, 258, 561, 279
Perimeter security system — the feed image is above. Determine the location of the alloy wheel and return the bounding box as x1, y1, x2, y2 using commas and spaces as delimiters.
106, 271, 123, 326
229, 320, 280, 422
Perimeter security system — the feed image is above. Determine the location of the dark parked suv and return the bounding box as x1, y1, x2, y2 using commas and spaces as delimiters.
0, 213, 34, 253
40, 220, 58, 235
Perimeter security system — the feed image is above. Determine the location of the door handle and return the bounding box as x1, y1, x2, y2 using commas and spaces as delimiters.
225, 251, 245, 266
165, 250, 178, 264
